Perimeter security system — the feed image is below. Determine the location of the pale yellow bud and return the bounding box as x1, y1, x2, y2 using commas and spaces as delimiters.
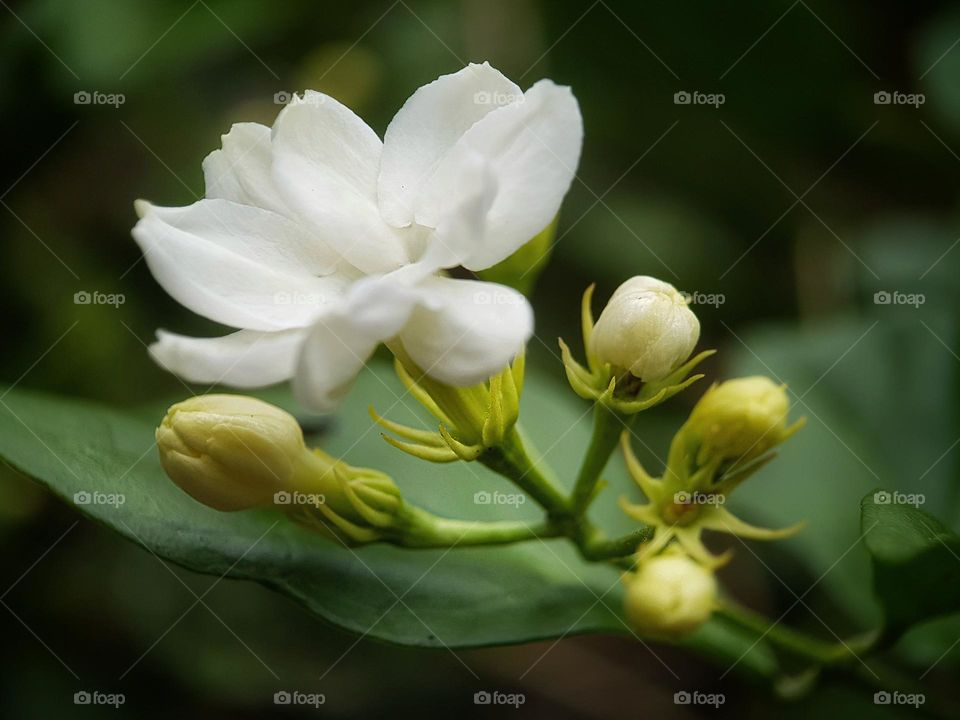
624, 552, 717, 638
588, 276, 700, 382
156, 394, 317, 511
685, 376, 796, 464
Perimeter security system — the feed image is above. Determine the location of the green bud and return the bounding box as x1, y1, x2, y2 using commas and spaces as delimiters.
683, 376, 804, 468
623, 551, 717, 638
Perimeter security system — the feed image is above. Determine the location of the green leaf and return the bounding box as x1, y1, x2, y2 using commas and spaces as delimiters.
862, 491, 960, 635
0, 363, 771, 671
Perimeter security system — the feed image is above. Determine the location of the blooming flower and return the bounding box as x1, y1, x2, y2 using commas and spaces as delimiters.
133, 62, 583, 410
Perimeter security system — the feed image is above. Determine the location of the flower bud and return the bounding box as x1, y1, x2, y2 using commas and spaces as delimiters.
683, 376, 802, 466
588, 276, 699, 383
624, 552, 717, 638
157, 394, 317, 511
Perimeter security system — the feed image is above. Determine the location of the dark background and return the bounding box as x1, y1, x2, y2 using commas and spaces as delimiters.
1, 0, 959, 717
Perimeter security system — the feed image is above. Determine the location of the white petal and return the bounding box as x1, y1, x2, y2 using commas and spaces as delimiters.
417, 79, 583, 271
133, 199, 346, 331
150, 328, 304, 388
293, 274, 422, 411
399, 276, 533, 386
271, 91, 409, 274
422, 151, 498, 270
202, 123, 290, 215
378, 62, 521, 227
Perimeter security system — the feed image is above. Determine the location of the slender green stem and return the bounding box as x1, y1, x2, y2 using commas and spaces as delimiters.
476, 422, 650, 563
581, 527, 652, 560
480, 427, 571, 515
570, 405, 632, 515
716, 599, 878, 665
718, 600, 958, 718
397, 505, 560, 548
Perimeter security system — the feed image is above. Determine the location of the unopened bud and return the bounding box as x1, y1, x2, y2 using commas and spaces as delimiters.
624, 552, 717, 638
588, 276, 699, 382
157, 394, 317, 511
684, 376, 802, 465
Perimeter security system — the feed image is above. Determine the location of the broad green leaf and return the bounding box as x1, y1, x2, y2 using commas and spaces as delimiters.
861, 491, 960, 635
0, 363, 772, 673
726, 216, 960, 625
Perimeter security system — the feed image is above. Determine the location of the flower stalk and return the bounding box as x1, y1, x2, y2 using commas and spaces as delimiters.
570, 404, 632, 515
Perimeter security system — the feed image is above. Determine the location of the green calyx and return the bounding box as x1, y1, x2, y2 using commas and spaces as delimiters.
371, 351, 525, 464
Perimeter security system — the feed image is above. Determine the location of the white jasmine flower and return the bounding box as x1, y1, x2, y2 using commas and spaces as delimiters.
133, 62, 582, 410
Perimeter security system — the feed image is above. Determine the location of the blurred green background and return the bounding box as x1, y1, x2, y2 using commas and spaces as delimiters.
2, 0, 959, 717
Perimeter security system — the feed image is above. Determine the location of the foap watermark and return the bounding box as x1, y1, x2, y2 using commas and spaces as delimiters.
274, 490, 325, 507
74, 90, 125, 108
674, 491, 725, 506
74, 690, 125, 708
473, 90, 523, 106
674, 90, 725, 108
873, 90, 925, 108
473, 289, 522, 306
74, 490, 125, 509
474, 490, 526, 508
874, 690, 925, 708
274, 91, 326, 107
473, 690, 526, 708
674, 690, 725, 708
874, 490, 925, 508
74, 290, 125, 308
273, 690, 326, 708
681, 290, 725, 308
274, 291, 328, 307
873, 290, 924, 308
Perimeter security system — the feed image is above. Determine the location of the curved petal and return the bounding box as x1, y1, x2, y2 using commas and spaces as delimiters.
293, 275, 422, 412
133, 199, 345, 331
398, 276, 533, 386
271, 91, 408, 273
416, 79, 583, 271
150, 328, 305, 388
202, 123, 290, 216
420, 151, 498, 270
378, 62, 521, 227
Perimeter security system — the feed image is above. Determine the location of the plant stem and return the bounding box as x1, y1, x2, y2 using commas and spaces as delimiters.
478, 422, 650, 563
570, 404, 631, 515
581, 527, 652, 560
480, 426, 572, 515
398, 505, 560, 548
716, 599, 878, 665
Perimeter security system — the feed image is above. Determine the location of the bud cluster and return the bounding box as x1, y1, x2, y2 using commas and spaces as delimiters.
618, 376, 805, 636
